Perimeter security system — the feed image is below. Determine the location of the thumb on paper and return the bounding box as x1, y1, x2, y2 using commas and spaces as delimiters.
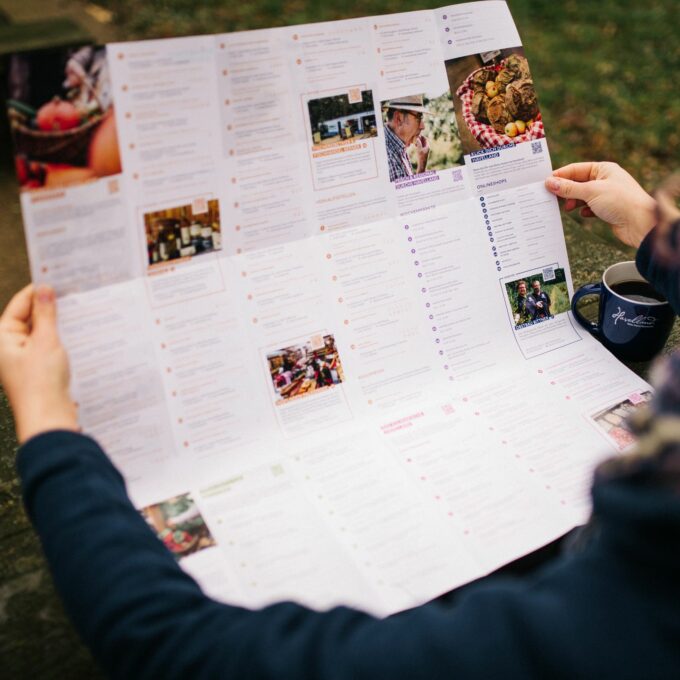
545, 176, 595, 202
32, 285, 59, 345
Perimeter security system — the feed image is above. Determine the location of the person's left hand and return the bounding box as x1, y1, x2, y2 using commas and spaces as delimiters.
0, 285, 78, 443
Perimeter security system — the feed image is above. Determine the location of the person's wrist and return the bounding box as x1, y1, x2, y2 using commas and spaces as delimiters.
631, 192, 658, 247
13, 396, 78, 444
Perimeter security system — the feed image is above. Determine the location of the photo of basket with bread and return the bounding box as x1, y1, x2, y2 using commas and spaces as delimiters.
455, 53, 545, 149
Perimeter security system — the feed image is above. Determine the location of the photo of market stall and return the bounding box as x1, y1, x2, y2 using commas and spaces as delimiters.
307, 90, 378, 148
267, 334, 345, 403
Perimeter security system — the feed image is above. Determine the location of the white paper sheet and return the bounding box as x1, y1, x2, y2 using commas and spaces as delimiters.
12, 1, 652, 616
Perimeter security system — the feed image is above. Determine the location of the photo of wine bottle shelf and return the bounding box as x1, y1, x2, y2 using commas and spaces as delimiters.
144, 199, 222, 266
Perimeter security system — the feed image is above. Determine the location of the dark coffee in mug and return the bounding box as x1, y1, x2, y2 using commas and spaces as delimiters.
571, 261, 675, 362
609, 280, 667, 304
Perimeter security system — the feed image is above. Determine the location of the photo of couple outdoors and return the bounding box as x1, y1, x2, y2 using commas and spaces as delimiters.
267, 334, 344, 404
507, 269, 569, 328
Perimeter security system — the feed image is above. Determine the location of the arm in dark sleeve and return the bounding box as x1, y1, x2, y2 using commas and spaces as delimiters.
18, 431, 678, 680
19, 431, 463, 680
636, 219, 680, 314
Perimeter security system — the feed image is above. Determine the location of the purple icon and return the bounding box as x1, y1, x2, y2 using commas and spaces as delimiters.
480, 197, 484, 201
490, 238, 494, 242
448, 40, 452, 45
432, 327, 437, 332
439, 350, 444, 355
425, 302, 431, 308
418, 273, 423, 278
445, 27, 450, 32
408, 236, 413, 242
404, 225, 409, 230
411, 249, 416, 253
497, 266, 502, 271
435, 338, 441, 344
421, 288, 427, 292
444, 365, 449, 370
443, 14, 447, 18
429, 314, 434, 319
414, 260, 419, 265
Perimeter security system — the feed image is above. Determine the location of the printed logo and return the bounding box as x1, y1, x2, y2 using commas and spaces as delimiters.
611, 306, 656, 328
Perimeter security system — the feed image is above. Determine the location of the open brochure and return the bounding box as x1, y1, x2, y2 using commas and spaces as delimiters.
7, 1, 652, 615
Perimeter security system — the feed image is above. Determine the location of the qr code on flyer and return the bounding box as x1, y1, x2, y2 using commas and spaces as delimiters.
542, 266, 555, 281
531, 141, 543, 155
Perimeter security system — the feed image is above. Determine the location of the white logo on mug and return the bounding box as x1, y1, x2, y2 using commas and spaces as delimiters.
611, 307, 656, 328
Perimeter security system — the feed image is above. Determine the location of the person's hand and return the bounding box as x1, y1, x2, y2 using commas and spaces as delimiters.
0, 285, 78, 444
414, 135, 430, 174
655, 173, 680, 230
545, 161, 657, 248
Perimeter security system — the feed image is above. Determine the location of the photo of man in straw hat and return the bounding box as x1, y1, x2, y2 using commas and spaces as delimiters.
382, 94, 431, 182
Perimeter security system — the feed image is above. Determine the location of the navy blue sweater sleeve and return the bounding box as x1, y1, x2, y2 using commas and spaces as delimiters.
18, 431, 680, 680
636, 220, 680, 314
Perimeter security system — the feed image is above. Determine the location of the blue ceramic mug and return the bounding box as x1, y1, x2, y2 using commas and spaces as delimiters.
571, 261, 675, 362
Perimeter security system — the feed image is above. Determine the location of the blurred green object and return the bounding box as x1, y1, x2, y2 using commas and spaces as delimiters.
0, 1, 678, 677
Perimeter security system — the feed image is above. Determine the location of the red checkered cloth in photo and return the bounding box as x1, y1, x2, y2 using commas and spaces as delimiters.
455, 63, 545, 149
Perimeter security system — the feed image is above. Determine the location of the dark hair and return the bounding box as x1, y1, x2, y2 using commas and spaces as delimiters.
386, 108, 418, 122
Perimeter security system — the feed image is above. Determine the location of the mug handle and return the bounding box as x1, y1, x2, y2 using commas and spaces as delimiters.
571, 283, 602, 337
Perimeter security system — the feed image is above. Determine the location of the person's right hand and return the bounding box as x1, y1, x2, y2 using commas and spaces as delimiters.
414, 135, 430, 174
0, 285, 78, 444
545, 161, 657, 248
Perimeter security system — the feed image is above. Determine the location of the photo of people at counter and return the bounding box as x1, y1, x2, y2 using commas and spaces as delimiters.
144, 199, 222, 266
267, 334, 345, 403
